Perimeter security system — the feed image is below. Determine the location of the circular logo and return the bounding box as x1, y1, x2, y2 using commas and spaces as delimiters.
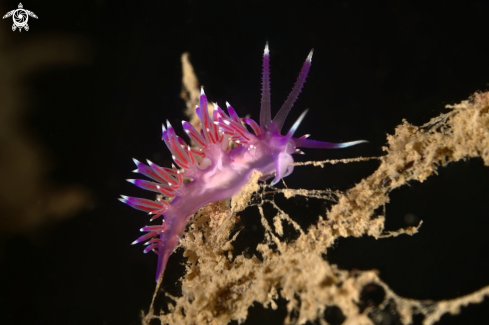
13, 9, 28, 28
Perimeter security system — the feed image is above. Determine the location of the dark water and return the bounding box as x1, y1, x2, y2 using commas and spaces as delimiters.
1, 1, 489, 324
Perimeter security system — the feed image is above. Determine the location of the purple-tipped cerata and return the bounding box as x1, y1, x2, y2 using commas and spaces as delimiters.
120, 43, 367, 281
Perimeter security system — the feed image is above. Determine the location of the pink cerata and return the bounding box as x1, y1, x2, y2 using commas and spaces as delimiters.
120, 43, 367, 281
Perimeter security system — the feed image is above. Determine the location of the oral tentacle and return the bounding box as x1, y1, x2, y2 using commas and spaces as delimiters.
293, 138, 368, 149
286, 109, 309, 139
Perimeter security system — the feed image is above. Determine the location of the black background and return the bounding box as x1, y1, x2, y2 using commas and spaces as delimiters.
1, 1, 489, 324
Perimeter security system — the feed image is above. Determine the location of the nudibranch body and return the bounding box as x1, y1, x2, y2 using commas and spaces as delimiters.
120, 44, 366, 281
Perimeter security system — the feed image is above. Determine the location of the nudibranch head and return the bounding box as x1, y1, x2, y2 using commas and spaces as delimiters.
120, 43, 367, 281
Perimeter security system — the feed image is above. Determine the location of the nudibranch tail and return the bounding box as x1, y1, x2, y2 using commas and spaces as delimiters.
120, 43, 367, 282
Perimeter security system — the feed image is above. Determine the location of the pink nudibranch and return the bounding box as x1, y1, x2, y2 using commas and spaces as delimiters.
120, 43, 367, 281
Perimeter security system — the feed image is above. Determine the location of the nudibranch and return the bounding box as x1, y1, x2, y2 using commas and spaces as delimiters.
120, 43, 367, 281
